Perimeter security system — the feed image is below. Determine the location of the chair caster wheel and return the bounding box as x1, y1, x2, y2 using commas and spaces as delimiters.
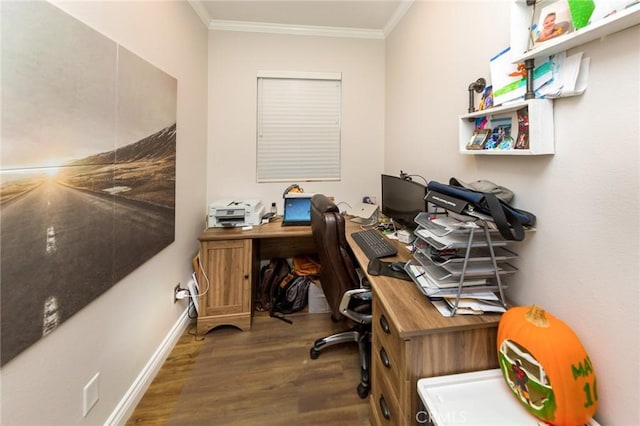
310, 348, 320, 359
357, 383, 370, 399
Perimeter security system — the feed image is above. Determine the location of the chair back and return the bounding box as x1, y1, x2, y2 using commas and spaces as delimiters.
310, 194, 360, 319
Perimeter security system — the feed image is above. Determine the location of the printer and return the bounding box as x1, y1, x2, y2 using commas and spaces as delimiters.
208, 199, 265, 228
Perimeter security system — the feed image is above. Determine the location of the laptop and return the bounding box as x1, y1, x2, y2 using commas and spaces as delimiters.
282, 193, 313, 226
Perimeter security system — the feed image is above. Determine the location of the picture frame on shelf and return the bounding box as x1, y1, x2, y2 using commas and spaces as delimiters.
515, 107, 530, 150
466, 129, 491, 150
531, 0, 575, 49
485, 115, 516, 151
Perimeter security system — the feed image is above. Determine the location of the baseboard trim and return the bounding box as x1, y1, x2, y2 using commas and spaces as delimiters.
105, 309, 191, 425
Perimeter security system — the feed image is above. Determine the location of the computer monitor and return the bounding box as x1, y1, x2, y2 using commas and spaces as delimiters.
381, 174, 428, 229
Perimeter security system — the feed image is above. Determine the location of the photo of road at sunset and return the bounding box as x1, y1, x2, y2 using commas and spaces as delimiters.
1, 1, 177, 366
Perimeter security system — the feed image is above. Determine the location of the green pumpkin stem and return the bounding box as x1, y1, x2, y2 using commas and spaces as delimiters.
526, 304, 550, 328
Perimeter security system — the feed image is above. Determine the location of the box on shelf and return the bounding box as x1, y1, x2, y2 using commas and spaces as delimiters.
308, 281, 330, 313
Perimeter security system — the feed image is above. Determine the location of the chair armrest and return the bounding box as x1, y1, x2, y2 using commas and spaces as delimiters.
355, 267, 371, 289
339, 288, 372, 324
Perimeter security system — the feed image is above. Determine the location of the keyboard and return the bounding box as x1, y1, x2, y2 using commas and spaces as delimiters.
352, 229, 398, 259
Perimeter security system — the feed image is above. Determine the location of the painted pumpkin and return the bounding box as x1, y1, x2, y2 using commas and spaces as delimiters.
497, 305, 597, 426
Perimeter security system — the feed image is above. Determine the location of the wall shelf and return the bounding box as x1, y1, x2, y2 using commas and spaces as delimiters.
458, 2, 638, 156
458, 99, 554, 155
510, 1, 640, 64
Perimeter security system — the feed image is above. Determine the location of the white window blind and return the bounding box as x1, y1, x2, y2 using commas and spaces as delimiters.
257, 72, 342, 182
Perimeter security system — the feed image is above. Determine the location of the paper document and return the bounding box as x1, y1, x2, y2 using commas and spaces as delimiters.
430, 292, 506, 316
443, 297, 506, 314
408, 264, 490, 296
430, 300, 474, 316
490, 47, 553, 106
537, 52, 590, 98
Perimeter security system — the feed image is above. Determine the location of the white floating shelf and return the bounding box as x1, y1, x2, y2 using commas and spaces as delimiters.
510, 1, 640, 64
459, 99, 554, 156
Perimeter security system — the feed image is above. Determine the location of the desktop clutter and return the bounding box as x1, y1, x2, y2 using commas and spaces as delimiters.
345, 173, 539, 318
206, 184, 314, 229
203, 179, 601, 426
204, 174, 537, 318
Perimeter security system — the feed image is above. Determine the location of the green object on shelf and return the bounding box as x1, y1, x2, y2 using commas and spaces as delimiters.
568, 0, 596, 29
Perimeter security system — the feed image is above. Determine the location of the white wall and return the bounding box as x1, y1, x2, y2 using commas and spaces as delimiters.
3, 2, 636, 425
385, 2, 639, 425
0, 1, 208, 425
207, 30, 385, 212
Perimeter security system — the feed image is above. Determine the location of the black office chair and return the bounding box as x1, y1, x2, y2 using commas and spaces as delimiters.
309, 194, 372, 399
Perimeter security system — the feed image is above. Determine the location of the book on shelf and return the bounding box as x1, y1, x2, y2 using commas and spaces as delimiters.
489, 47, 553, 106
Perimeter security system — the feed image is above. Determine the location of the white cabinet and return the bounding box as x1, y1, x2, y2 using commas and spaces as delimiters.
458, 99, 554, 155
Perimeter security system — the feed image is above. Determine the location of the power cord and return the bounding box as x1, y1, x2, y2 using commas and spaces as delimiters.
196, 253, 210, 298
187, 294, 198, 320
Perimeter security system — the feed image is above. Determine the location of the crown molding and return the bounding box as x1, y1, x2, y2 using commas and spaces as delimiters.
187, 0, 211, 27
384, 1, 414, 38
188, 0, 415, 39
208, 19, 386, 39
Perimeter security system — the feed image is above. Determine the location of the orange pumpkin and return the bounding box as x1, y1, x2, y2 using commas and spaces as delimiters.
496, 305, 598, 426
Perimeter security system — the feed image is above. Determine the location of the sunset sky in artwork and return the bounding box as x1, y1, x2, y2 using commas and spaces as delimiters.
1, 1, 176, 172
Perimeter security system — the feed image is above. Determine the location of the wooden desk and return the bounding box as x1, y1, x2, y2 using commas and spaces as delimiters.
197, 218, 501, 423
196, 217, 315, 335
343, 221, 502, 425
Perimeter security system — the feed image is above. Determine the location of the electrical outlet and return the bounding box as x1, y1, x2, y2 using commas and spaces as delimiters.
174, 283, 180, 303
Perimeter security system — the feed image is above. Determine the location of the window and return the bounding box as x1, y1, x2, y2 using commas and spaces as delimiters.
256, 71, 342, 182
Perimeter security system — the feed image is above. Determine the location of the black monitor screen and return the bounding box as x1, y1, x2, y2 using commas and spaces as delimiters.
381, 174, 428, 229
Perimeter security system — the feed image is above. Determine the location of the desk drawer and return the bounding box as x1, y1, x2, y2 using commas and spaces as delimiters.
373, 298, 399, 340
371, 355, 402, 425
373, 307, 400, 357
373, 332, 402, 395
373, 299, 404, 380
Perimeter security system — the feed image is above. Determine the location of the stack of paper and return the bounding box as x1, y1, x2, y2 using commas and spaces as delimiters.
431, 292, 507, 317
408, 264, 491, 297
536, 51, 590, 98
414, 229, 506, 251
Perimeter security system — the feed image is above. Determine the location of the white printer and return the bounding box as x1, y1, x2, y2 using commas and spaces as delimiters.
208, 199, 265, 228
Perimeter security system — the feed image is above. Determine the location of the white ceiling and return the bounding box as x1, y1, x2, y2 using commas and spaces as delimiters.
188, 0, 414, 38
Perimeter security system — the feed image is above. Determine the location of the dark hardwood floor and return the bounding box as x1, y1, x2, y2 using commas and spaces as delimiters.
126, 312, 370, 425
